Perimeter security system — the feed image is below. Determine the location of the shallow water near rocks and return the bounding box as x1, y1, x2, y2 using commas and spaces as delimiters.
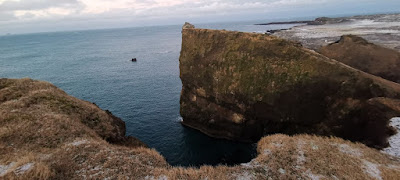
0, 21, 299, 166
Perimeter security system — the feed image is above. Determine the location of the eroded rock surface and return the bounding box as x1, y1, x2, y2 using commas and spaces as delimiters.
319, 35, 400, 83
179, 28, 400, 149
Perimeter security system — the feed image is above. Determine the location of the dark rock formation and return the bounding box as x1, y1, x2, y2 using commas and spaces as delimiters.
319, 35, 400, 83
179, 28, 400, 149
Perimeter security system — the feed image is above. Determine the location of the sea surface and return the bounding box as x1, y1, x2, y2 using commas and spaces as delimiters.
0, 21, 300, 166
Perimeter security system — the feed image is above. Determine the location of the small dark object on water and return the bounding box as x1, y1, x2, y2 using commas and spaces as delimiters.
131, 58, 137, 62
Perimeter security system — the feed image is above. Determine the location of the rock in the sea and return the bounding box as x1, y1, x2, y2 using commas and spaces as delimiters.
179, 28, 400, 149
319, 35, 400, 83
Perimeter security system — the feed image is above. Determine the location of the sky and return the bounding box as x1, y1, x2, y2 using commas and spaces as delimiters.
0, 0, 399, 34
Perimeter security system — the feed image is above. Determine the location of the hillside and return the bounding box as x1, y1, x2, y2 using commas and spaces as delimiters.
1, 78, 399, 179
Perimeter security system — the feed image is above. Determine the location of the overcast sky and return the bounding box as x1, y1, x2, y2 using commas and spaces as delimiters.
0, 0, 399, 34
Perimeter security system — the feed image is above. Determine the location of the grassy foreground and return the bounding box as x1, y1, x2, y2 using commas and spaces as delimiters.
0, 78, 399, 179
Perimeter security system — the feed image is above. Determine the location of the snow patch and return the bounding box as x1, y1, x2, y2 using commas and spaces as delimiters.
304, 169, 325, 180
157, 175, 168, 180
263, 149, 271, 156
362, 160, 382, 180
310, 142, 319, 150
234, 172, 254, 180
144, 175, 168, 180
0, 162, 15, 177
337, 144, 362, 157
14, 163, 34, 175
272, 142, 283, 148
291, 19, 400, 39
68, 139, 89, 146
241, 159, 268, 173
383, 117, 400, 158
241, 159, 258, 168
297, 141, 306, 165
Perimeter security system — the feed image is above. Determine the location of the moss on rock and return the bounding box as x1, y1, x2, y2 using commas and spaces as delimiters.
179, 28, 400, 148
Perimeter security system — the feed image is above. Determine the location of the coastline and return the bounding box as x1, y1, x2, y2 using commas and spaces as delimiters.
270, 13, 400, 51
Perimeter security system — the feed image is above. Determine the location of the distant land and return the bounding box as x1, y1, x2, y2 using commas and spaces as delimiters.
263, 13, 400, 51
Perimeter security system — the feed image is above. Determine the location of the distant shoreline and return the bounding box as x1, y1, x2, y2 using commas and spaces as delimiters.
256, 12, 400, 27
255, 21, 312, 25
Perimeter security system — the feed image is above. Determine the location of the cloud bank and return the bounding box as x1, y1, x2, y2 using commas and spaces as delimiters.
0, 0, 399, 34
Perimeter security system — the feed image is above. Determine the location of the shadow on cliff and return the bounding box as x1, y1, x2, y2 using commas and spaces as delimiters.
249, 77, 400, 149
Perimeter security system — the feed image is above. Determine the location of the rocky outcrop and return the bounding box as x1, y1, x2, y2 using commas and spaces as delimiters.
179, 28, 400, 149
1, 78, 400, 179
319, 35, 400, 83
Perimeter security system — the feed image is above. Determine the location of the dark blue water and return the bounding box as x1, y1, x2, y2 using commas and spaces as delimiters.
0, 21, 295, 166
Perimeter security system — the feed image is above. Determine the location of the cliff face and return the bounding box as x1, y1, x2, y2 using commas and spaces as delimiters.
319, 35, 400, 83
179, 28, 400, 148
1, 78, 400, 179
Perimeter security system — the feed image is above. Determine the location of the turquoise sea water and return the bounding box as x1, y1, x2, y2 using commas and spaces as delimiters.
0, 21, 299, 166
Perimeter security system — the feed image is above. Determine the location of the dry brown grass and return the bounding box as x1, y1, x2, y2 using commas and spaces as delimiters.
256, 134, 400, 179
1, 78, 399, 179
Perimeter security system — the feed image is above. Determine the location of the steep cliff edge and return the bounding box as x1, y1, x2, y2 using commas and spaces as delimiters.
179, 28, 400, 149
319, 35, 400, 83
1, 78, 400, 179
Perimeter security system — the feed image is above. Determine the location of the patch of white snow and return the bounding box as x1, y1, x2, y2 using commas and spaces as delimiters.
235, 172, 254, 180
0, 162, 15, 177
304, 169, 325, 180
68, 139, 89, 146
14, 163, 34, 176
362, 160, 382, 180
383, 117, 400, 158
337, 144, 362, 157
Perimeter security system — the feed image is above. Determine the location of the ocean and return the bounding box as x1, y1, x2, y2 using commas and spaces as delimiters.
0, 21, 300, 166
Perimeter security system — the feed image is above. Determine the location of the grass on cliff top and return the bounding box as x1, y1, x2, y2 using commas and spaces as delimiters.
1, 78, 400, 179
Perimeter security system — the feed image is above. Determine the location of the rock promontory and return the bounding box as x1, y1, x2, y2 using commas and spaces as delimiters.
179, 27, 400, 149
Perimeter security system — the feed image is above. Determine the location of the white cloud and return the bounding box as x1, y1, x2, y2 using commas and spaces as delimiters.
0, 0, 337, 21
0, 0, 398, 34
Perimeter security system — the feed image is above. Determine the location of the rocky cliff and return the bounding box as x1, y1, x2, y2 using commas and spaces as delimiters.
319, 35, 400, 83
179, 28, 400, 149
1, 78, 400, 179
